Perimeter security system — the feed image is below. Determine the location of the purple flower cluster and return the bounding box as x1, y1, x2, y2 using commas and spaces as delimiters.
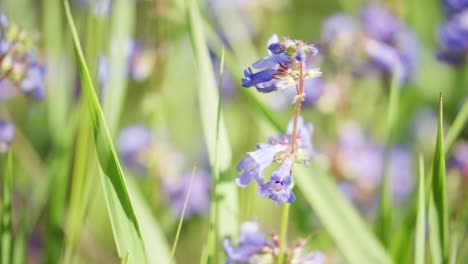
0, 13, 47, 101
236, 116, 315, 205
334, 122, 415, 205
242, 34, 321, 95
437, 0, 468, 66
223, 221, 325, 264
321, 4, 420, 84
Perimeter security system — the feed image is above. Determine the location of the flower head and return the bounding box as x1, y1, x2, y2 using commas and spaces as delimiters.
236, 116, 315, 205
258, 155, 296, 205
0, 119, 15, 153
117, 125, 153, 171
0, 14, 47, 101
451, 140, 468, 178
224, 221, 273, 264
242, 34, 321, 95
437, 10, 468, 66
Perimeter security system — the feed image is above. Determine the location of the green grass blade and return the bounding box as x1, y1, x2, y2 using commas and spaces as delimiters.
445, 99, 468, 153
169, 165, 197, 264
126, 179, 171, 264
295, 165, 393, 264
432, 94, 448, 264
1, 151, 13, 264
415, 155, 426, 264
64, 1, 146, 262
429, 197, 442, 264
186, 1, 235, 263
376, 69, 400, 247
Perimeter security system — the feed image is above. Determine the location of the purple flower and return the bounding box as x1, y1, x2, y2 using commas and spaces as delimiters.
242, 34, 321, 95
437, 10, 468, 66
258, 155, 296, 205
236, 116, 315, 204
117, 125, 153, 170
128, 41, 155, 82
223, 221, 273, 264
0, 119, 15, 153
236, 144, 287, 187
361, 4, 400, 42
451, 140, 468, 178
443, 0, 468, 15
163, 170, 211, 219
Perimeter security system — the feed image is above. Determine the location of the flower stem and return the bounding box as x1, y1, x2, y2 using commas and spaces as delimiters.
277, 62, 304, 264
277, 203, 291, 264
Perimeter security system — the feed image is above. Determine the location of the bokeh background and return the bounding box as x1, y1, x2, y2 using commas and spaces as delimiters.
0, 0, 467, 263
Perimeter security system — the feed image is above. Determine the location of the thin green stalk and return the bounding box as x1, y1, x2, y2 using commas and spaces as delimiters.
169, 165, 198, 264
377, 67, 400, 247
415, 155, 425, 264
1, 151, 13, 264
207, 48, 225, 264
277, 204, 291, 264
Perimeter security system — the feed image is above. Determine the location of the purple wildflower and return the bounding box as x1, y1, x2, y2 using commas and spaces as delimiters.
236, 116, 315, 205
117, 125, 153, 170
236, 144, 288, 187
0, 119, 15, 153
163, 170, 211, 219
0, 14, 47, 101
258, 155, 296, 205
242, 34, 321, 95
437, 10, 468, 66
223, 221, 274, 264
451, 140, 468, 178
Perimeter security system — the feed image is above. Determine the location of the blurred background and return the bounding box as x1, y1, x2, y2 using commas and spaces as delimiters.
0, 0, 467, 263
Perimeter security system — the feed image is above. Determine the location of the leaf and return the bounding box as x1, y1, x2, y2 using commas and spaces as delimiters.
187, 1, 237, 262
1, 151, 13, 264
295, 165, 393, 264
431, 94, 448, 264
63, 1, 146, 262
415, 155, 425, 264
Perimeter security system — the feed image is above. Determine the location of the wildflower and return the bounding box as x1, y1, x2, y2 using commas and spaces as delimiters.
223, 221, 274, 264
242, 34, 321, 95
224, 221, 325, 264
236, 116, 315, 205
0, 13, 46, 101
436, 9, 468, 66
163, 170, 211, 219
236, 144, 288, 187
451, 140, 468, 178
117, 125, 153, 171
258, 155, 296, 205
0, 118, 15, 153
321, 4, 420, 84
128, 41, 155, 82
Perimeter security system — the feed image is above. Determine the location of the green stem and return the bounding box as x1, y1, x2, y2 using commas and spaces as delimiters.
277, 62, 304, 264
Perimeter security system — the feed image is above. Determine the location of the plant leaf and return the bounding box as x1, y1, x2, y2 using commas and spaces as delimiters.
415, 155, 425, 264
1, 151, 13, 264
431, 94, 448, 264
63, 1, 146, 262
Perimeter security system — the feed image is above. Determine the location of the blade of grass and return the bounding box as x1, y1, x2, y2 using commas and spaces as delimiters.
432, 93, 448, 264
186, 2, 235, 263
415, 155, 425, 264
1, 151, 13, 264
169, 165, 198, 264
64, 1, 146, 262
295, 165, 393, 264
429, 196, 442, 264
376, 62, 401, 248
